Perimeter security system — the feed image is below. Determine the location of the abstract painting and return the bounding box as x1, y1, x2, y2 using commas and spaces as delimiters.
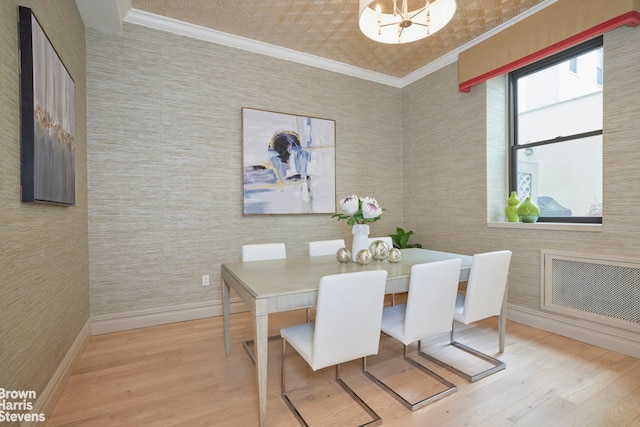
242, 108, 335, 215
19, 7, 76, 205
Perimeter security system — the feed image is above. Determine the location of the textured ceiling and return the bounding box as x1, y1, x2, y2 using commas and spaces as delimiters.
130, 0, 547, 78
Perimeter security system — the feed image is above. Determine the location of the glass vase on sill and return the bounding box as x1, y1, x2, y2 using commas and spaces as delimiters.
505, 191, 520, 222
517, 197, 540, 223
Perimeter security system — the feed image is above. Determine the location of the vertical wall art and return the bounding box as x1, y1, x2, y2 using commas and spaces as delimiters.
19, 7, 76, 205
242, 108, 336, 215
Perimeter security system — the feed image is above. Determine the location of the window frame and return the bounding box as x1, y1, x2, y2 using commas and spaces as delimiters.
508, 36, 603, 224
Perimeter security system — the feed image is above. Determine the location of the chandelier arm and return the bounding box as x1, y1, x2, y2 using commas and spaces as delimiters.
408, 7, 427, 20
393, 0, 401, 16
410, 22, 430, 27
379, 21, 398, 29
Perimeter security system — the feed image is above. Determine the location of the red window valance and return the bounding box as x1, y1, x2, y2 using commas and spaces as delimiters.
458, 0, 640, 92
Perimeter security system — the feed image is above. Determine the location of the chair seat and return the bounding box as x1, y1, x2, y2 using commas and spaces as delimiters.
280, 322, 315, 369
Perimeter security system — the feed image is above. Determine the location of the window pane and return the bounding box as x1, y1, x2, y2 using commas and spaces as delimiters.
517, 48, 603, 144
516, 135, 602, 218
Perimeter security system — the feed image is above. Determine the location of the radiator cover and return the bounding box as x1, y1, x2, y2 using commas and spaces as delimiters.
541, 250, 640, 333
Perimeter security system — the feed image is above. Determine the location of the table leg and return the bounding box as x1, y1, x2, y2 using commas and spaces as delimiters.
255, 312, 269, 427
498, 279, 508, 353
222, 278, 231, 356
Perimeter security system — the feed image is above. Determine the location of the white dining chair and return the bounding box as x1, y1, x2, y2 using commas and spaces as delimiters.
281, 270, 387, 427
308, 240, 346, 322
419, 250, 512, 382
241, 243, 287, 363
364, 259, 461, 410
308, 239, 345, 256
242, 243, 286, 262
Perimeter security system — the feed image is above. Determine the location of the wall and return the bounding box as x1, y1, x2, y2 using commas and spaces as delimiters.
85, 23, 403, 322
403, 25, 640, 351
0, 0, 88, 422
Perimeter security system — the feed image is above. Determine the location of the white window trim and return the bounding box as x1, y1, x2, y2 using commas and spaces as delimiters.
487, 222, 602, 232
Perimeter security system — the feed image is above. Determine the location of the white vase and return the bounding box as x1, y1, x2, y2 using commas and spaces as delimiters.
351, 224, 370, 262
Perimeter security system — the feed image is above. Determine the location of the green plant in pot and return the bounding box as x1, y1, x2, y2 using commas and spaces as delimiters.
389, 227, 422, 249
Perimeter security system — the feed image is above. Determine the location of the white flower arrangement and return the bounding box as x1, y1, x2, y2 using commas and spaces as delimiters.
331, 194, 384, 226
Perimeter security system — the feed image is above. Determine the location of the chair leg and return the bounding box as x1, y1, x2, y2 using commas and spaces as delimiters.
243, 335, 281, 365
363, 345, 457, 411
419, 322, 506, 383
335, 363, 382, 426
281, 342, 381, 427
281, 337, 307, 426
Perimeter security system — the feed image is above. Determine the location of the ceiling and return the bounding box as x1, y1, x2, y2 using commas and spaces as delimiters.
78, 0, 550, 81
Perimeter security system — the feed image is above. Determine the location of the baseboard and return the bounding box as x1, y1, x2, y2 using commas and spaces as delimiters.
22, 319, 91, 427
507, 304, 640, 358
91, 300, 248, 335
92, 302, 640, 356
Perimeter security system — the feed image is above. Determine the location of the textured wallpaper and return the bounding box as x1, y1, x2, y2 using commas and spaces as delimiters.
86, 20, 640, 322
85, 23, 404, 318
0, 0, 89, 418
402, 25, 640, 311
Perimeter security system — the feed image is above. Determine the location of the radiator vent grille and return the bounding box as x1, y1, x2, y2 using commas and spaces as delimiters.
542, 251, 640, 333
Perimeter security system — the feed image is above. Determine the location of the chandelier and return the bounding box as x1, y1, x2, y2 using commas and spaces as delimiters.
359, 0, 457, 44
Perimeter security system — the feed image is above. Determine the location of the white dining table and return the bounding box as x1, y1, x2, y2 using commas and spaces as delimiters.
221, 248, 505, 426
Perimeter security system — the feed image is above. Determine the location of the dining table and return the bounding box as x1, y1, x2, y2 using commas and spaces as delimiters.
221, 248, 506, 426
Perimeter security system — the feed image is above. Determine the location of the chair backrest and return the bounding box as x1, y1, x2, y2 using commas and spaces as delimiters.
310, 270, 387, 371
368, 236, 393, 250
242, 243, 286, 262
458, 250, 512, 324
308, 239, 345, 256
403, 258, 462, 343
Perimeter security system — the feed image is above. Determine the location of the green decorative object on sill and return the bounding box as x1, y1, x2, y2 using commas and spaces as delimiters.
517, 197, 540, 223
506, 191, 520, 222
389, 227, 422, 249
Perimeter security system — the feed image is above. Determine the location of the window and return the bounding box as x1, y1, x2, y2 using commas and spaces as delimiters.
569, 58, 578, 74
509, 36, 603, 223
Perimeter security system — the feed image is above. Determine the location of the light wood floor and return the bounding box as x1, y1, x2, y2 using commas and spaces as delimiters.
47, 305, 640, 426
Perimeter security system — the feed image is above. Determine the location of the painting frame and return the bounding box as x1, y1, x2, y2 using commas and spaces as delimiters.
19, 6, 76, 206
242, 107, 336, 215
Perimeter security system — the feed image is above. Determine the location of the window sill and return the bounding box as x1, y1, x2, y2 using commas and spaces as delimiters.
487, 222, 602, 232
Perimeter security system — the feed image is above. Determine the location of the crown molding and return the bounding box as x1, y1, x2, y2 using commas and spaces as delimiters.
401, 0, 557, 87
123, 0, 556, 89
123, 9, 404, 88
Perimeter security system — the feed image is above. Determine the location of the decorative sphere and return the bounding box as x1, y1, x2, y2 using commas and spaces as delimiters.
356, 249, 372, 265
387, 248, 402, 263
369, 240, 390, 261
336, 247, 351, 263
